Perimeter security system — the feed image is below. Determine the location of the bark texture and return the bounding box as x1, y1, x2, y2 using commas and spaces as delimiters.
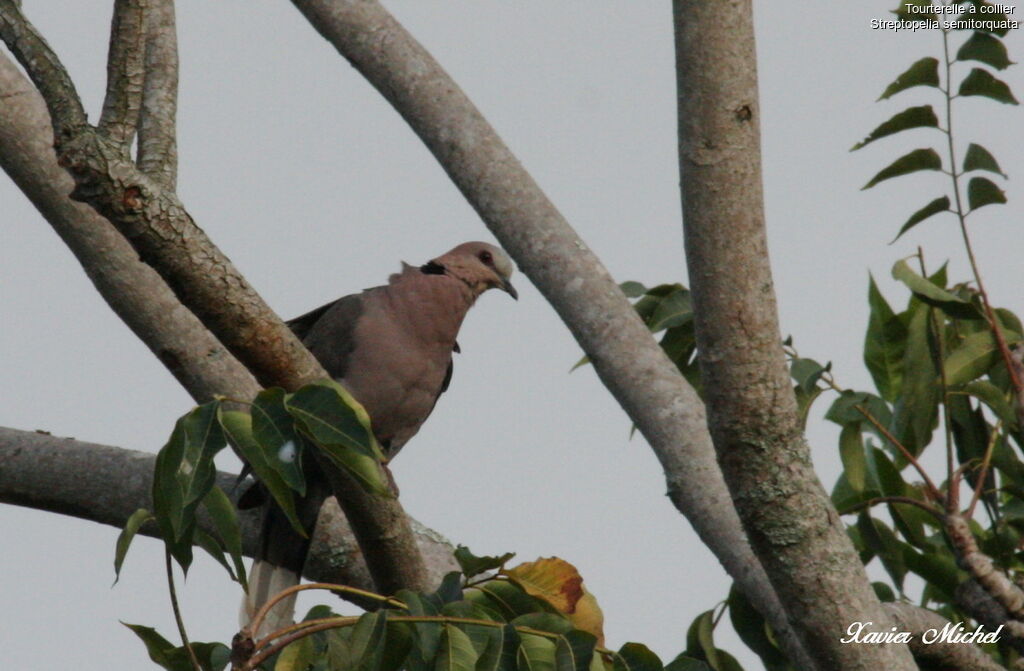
290, 1, 815, 667
0, 426, 458, 589
0, 51, 258, 404
0, 2, 430, 596
673, 2, 916, 669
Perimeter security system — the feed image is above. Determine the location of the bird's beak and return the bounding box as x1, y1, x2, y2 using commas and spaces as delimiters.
500, 276, 518, 300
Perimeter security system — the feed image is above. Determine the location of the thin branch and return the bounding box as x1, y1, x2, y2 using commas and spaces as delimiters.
247, 582, 405, 641
0, 0, 88, 140
98, 0, 147, 146
289, 1, 815, 667
166, 549, 202, 671
136, 0, 178, 188
966, 419, 1002, 519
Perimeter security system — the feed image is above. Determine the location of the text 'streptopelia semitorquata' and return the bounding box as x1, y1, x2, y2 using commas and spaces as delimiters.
243, 241, 517, 635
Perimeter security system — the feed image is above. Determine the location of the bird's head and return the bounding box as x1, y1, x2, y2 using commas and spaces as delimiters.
429, 241, 518, 300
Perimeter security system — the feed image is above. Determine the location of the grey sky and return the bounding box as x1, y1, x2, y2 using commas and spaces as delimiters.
2, 2, 1022, 669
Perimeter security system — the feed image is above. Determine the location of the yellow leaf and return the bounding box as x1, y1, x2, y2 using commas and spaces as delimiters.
504, 557, 605, 644
570, 589, 605, 647
505, 557, 583, 614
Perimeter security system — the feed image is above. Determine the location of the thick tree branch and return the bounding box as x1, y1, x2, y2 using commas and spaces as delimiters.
136, 0, 178, 188
0, 4, 429, 596
98, 0, 146, 146
0, 51, 257, 404
0, 426, 458, 589
673, 2, 914, 669
289, 1, 816, 668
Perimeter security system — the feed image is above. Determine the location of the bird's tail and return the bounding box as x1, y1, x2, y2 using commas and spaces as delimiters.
240, 477, 329, 639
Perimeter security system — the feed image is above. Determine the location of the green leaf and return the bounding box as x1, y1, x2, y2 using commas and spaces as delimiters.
511, 614, 573, 636
192, 526, 233, 578
469, 581, 549, 621
726, 585, 787, 670
382, 622, 416, 671
399, 590, 443, 662
965, 380, 1018, 428
902, 546, 961, 601
826, 391, 892, 431
963, 143, 1006, 177
122, 623, 182, 670
892, 196, 950, 242
114, 508, 153, 584
684, 611, 719, 669
219, 409, 305, 537
862, 148, 942, 189
614, 643, 663, 671
878, 57, 939, 100
891, 260, 981, 319
202, 486, 246, 586
959, 67, 1019, 104
555, 631, 596, 671
619, 281, 647, 299
790, 358, 828, 394
852, 105, 939, 151
945, 329, 1023, 386
518, 634, 556, 671
122, 623, 229, 671
275, 635, 316, 671
476, 624, 520, 671
856, 514, 907, 590
648, 288, 693, 332
864, 276, 907, 401
349, 611, 388, 671
286, 380, 381, 459
455, 546, 517, 579
438, 624, 480, 671
839, 425, 868, 494
967, 176, 1007, 210
872, 582, 896, 602
890, 306, 940, 455
252, 387, 306, 496
152, 402, 226, 571
286, 380, 389, 496
957, 31, 1014, 70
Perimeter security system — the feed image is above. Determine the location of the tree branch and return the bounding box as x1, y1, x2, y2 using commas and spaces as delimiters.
0, 51, 258, 404
289, 1, 815, 668
673, 2, 915, 669
0, 5, 430, 595
0, 0, 87, 141
136, 0, 178, 188
0, 426, 458, 589
98, 0, 146, 146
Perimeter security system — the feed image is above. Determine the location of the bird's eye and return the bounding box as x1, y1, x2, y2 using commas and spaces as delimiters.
478, 250, 493, 265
